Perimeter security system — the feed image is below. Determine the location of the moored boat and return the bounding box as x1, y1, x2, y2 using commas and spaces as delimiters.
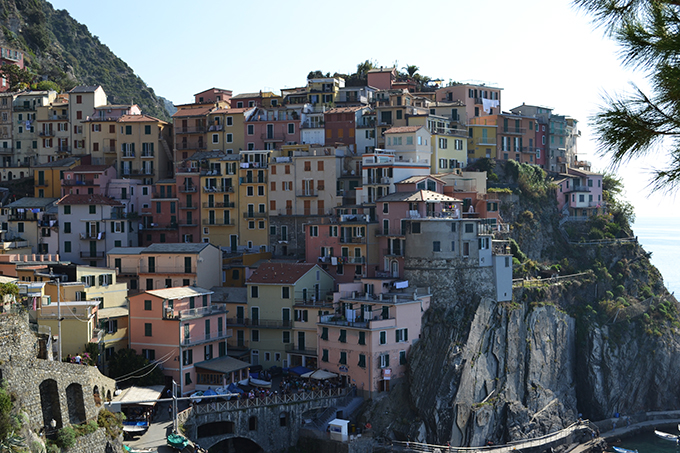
167, 433, 190, 450
654, 429, 678, 442
613, 446, 638, 453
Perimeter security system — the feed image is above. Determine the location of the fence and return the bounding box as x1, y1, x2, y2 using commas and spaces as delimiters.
512, 272, 591, 288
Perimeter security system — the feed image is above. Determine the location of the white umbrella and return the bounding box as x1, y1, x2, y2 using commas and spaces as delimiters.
301, 369, 339, 380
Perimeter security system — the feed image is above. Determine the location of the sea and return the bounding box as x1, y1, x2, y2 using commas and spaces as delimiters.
631, 217, 680, 296
612, 429, 680, 453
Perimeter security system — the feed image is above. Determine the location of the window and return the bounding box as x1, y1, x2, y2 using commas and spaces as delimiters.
282, 287, 290, 299
144, 125, 151, 134
64, 241, 71, 253
322, 349, 329, 362
185, 372, 191, 386
251, 330, 260, 342
143, 349, 155, 361
465, 223, 474, 233
144, 300, 152, 311
287, 123, 295, 134
433, 241, 441, 252
309, 226, 318, 237
64, 222, 71, 234
144, 323, 152, 337
89, 205, 96, 214
358, 354, 366, 368
183, 349, 193, 366
379, 331, 387, 345
339, 329, 346, 343
64, 205, 71, 215
321, 327, 328, 341
411, 222, 420, 234
399, 350, 407, 365
17, 223, 23, 233
358, 331, 365, 345
226, 133, 233, 143
251, 286, 258, 298
395, 328, 408, 343
282, 331, 290, 343
247, 124, 254, 135
204, 344, 213, 360
339, 351, 347, 365
380, 354, 389, 368
212, 134, 218, 144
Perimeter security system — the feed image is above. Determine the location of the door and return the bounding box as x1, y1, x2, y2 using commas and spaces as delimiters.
251, 307, 259, 326
237, 330, 245, 347
282, 308, 290, 327
266, 124, 274, 139
230, 235, 237, 253
236, 306, 244, 324
297, 331, 305, 352
89, 241, 97, 258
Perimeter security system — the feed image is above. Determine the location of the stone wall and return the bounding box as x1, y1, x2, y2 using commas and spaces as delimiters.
64, 429, 123, 453
0, 313, 116, 433
269, 215, 317, 259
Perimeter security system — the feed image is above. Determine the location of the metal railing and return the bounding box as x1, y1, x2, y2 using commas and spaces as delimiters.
243, 212, 267, 218
202, 202, 235, 208
202, 219, 234, 226
79, 232, 105, 240
80, 251, 105, 258
178, 304, 227, 320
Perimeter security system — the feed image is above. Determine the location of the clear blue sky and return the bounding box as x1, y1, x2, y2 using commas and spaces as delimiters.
48, 0, 679, 219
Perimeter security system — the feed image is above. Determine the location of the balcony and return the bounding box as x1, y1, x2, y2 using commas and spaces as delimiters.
103, 146, 116, 154
243, 212, 267, 219
239, 162, 268, 169
0, 240, 28, 250
226, 338, 250, 350
176, 166, 200, 174
366, 176, 391, 185
285, 343, 317, 356
39, 130, 55, 137
140, 223, 178, 230
203, 185, 234, 193
140, 264, 196, 274
181, 329, 232, 346
178, 142, 206, 150
179, 203, 198, 210
178, 219, 198, 227
318, 314, 396, 330
175, 126, 206, 134
35, 179, 49, 188
178, 185, 198, 193
0, 147, 12, 154
339, 236, 366, 244
62, 179, 94, 186
141, 151, 155, 158
79, 232, 105, 240
202, 219, 234, 226
383, 248, 404, 257
178, 304, 227, 320
151, 192, 177, 199
80, 251, 105, 259
345, 256, 365, 264
90, 328, 104, 343
474, 138, 496, 146
296, 190, 318, 197
238, 176, 267, 184
202, 202, 235, 208
57, 146, 71, 154
502, 127, 526, 135
375, 228, 405, 237
260, 133, 285, 142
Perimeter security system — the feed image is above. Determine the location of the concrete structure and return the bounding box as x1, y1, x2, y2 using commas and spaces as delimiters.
33, 157, 81, 198
128, 286, 228, 395
68, 86, 108, 157
61, 164, 116, 196
13, 90, 56, 168
2, 197, 58, 255
116, 114, 172, 184
554, 168, 604, 220
436, 83, 502, 121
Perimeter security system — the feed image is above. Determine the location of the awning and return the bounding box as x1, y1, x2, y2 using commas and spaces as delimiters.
288, 365, 313, 376
301, 369, 338, 380
112, 385, 164, 406
194, 355, 251, 375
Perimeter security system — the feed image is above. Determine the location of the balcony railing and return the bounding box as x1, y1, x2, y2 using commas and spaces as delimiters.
181, 329, 232, 345
375, 228, 406, 237
383, 248, 404, 257
151, 192, 177, 199
79, 232, 105, 240
35, 179, 49, 187
141, 151, 155, 158
339, 236, 366, 244
140, 265, 196, 274
39, 130, 55, 137
318, 314, 396, 330
243, 212, 267, 218
121, 151, 135, 158
475, 138, 497, 146
80, 251, 105, 258
284, 343, 317, 356
175, 126, 206, 134
203, 186, 234, 193
139, 223, 178, 230
62, 179, 94, 186
226, 338, 250, 349
502, 127, 526, 135
239, 177, 267, 184
178, 219, 198, 227
178, 142, 206, 150
296, 190, 318, 197
178, 185, 198, 193
202, 219, 234, 226
178, 203, 198, 210
103, 146, 117, 154
260, 133, 285, 142
202, 202, 235, 208
178, 304, 227, 320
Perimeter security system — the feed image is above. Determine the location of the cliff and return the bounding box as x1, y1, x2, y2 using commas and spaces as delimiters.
0, 0, 171, 120
362, 166, 679, 447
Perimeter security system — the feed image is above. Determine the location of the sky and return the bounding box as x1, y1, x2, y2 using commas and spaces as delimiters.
47, 0, 680, 220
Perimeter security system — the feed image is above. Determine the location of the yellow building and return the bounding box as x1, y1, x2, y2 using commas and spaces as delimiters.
33, 156, 81, 198
117, 114, 172, 184
208, 107, 254, 154
35, 94, 70, 163
467, 124, 498, 161
238, 150, 269, 251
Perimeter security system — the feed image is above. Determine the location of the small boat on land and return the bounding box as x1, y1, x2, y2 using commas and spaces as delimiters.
654, 430, 679, 442
167, 433, 190, 450
122, 420, 149, 434
613, 446, 638, 453
249, 377, 272, 388
123, 446, 156, 453
190, 390, 203, 403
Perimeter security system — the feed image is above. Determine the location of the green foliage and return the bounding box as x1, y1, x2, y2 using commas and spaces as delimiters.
588, 227, 605, 240
45, 442, 59, 453
517, 210, 535, 223
97, 409, 123, 439
614, 284, 626, 297
0, 65, 34, 92
56, 426, 75, 449
107, 349, 164, 386
488, 187, 511, 194
34, 80, 60, 92
72, 420, 98, 437
574, 0, 680, 192
505, 160, 552, 200
0, 384, 19, 448
508, 238, 527, 263
605, 290, 614, 299
640, 285, 654, 299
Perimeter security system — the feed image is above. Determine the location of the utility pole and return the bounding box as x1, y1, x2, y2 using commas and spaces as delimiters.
172, 380, 178, 433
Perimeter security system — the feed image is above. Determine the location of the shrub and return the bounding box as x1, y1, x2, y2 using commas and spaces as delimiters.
518, 210, 534, 223
614, 285, 626, 297
508, 238, 527, 263
588, 228, 605, 240
97, 409, 123, 439
605, 291, 614, 300
56, 426, 76, 449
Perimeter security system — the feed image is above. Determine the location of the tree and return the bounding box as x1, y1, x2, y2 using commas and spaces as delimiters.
107, 349, 165, 387
574, 0, 680, 191
402, 64, 419, 78
0, 65, 34, 92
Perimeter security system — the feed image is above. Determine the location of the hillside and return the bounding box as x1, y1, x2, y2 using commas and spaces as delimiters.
0, 0, 171, 120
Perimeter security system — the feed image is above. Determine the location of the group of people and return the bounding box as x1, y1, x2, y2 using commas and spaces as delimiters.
277, 375, 345, 395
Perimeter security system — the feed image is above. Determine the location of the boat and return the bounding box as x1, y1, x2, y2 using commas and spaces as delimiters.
123, 446, 156, 453
613, 447, 638, 453
122, 420, 149, 434
654, 430, 679, 442
167, 433, 190, 450
249, 377, 272, 388
190, 390, 203, 403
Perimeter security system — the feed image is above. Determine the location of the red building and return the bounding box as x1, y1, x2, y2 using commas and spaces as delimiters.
193, 88, 232, 105
244, 107, 300, 151
140, 179, 180, 246
0, 47, 24, 92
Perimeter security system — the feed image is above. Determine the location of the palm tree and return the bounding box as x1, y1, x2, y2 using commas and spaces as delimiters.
402, 65, 419, 78
0, 431, 25, 452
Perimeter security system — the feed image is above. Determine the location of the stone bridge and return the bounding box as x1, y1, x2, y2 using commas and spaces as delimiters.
0, 313, 116, 433
179, 388, 355, 452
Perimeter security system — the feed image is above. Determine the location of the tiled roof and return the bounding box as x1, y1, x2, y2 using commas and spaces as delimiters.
212, 107, 254, 114
69, 86, 101, 93
6, 197, 58, 209
142, 243, 213, 254
325, 106, 365, 114
69, 164, 111, 173
33, 157, 80, 168
194, 88, 232, 96
247, 262, 317, 285
377, 189, 461, 203
107, 247, 146, 255
56, 194, 123, 206
172, 106, 214, 118
118, 114, 165, 124
145, 286, 213, 300
396, 175, 445, 185
383, 126, 423, 134
210, 286, 247, 304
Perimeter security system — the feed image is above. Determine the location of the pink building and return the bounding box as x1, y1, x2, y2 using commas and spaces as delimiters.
366, 67, 396, 91
140, 179, 180, 246
554, 168, 604, 219
535, 121, 547, 168
61, 164, 116, 196
194, 88, 232, 105
318, 279, 430, 397
0, 47, 24, 92
244, 107, 300, 151
129, 286, 229, 395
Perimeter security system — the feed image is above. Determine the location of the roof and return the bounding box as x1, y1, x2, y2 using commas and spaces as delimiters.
383, 126, 424, 134
142, 243, 213, 254
212, 107, 254, 115
6, 197, 58, 209
107, 247, 146, 255
397, 175, 446, 185
194, 87, 232, 95
183, 150, 226, 161
194, 355, 250, 375
56, 194, 123, 206
118, 114, 165, 124
210, 286, 247, 304
33, 157, 80, 168
98, 306, 129, 319
231, 91, 277, 99
69, 164, 111, 173
144, 286, 213, 300
155, 179, 176, 184
112, 385, 165, 406
377, 190, 462, 203
172, 106, 214, 118
325, 106, 365, 114
247, 262, 317, 285
69, 86, 101, 93
367, 67, 396, 73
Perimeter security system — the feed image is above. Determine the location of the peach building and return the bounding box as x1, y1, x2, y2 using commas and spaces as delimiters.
128, 286, 229, 395
318, 280, 431, 397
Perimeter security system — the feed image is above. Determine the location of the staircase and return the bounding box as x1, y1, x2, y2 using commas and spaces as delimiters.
160, 138, 174, 163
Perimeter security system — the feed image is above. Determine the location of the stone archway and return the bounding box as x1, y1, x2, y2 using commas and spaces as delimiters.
93, 385, 101, 406
66, 383, 86, 424
197, 421, 233, 438
209, 437, 264, 453
39, 379, 62, 429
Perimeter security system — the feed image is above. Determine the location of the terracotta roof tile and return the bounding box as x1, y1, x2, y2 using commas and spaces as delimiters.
69, 164, 111, 173
325, 106, 365, 114
56, 194, 123, 206
118, 114, 165, 124
172, 106, 214, 118
384, 126, 424, 134
247, 262, 317, 285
